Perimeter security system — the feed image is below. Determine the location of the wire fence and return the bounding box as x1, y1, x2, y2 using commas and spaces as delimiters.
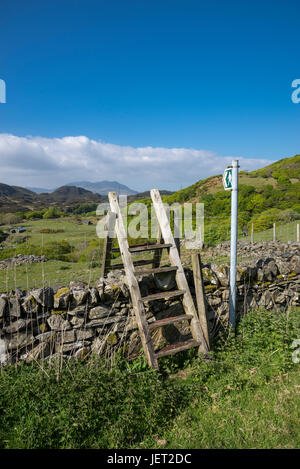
0, 215, 299, 293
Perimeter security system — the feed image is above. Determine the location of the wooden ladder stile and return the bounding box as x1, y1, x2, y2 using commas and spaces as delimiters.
102, 190, 209, 369
108, 192, 159, 370
150, 189, 209, 357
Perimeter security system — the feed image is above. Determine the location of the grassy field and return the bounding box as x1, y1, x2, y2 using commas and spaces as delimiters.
243, 219, 299, 243
0, 216, 299, 291
0, 308, 299, 449
0, 217, 169, 290
2, 216, 97, 246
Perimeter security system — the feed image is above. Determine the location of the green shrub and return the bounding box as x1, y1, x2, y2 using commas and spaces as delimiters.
0, 213, 22, 225
43, 240, 72, 261
25, 210, 45, 220
43, 208, 63, 219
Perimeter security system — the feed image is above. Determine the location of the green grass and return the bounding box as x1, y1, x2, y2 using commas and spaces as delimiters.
0, 215, 299, 291
2, 217, 96, 245
0, 308, 299, 449
243, 220, 299, 243
0, 259, 103, 291
0, 217, 104, 290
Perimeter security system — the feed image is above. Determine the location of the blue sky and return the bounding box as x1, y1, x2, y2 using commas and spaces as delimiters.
0, 0, 299, 191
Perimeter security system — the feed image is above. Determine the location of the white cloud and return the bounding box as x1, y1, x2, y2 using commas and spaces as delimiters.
0, 133, 273, 191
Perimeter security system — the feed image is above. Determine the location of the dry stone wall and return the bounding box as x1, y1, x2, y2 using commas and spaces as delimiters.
0, 246, 299, 364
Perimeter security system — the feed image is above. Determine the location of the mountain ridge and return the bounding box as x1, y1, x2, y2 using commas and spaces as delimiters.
26, 180, 138, 196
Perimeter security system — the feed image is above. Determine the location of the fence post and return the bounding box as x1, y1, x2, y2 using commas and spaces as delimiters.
251, 223, 254, 244
273, 223, 276, 242
297, 223, 299, 243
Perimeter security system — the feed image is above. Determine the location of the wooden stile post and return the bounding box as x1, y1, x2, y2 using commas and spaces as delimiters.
100, 211, 116, 278
191, 253, 210, 351
174, 206, 181, 258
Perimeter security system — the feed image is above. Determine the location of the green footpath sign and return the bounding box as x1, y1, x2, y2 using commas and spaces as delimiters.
223, 167, 233, 190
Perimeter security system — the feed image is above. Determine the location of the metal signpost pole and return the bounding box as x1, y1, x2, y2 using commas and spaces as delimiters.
229, 160, 239, 329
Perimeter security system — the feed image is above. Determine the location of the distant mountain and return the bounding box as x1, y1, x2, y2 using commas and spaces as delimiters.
66, 180, 138, 196
0, 183, 104, 213
26, 187, 52, 194
41, 185, 103, 204
0, 183, 37, 212
0, 183, 35, 197
127, 189, 174, 203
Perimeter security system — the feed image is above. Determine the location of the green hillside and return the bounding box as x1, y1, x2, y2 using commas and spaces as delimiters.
161, 154, 300, 244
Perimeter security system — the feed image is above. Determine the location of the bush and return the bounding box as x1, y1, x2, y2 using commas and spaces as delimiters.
39, 229, 65, 234
43, 240, 72, 261
25, 210, 45, 220
277, 209, 299, 223
292, 204, 300, 215
0, 213, 22, 225
43, 208, 63, 219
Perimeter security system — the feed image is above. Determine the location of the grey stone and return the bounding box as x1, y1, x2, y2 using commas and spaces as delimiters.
4, 319, 29, 334
0, 338, 8, 363
54, 287, 70, 309
31, 287, 54, 308
211, 264, 229, 287
202, 266, 219, 286
70, 316, 85, 328
22, 295, 41, 314
57, 341, 84, 353
36, 331, 56, 343
7, 332, 35, 350
47, 315, 71, 331
89, 287, 99, 305
70, 281, 88, 289
67, 305, 89, 316
56, 330, 76, 343
89, 305, 111, 320
86, 316, 126, 328
0, 297, 7, 318
8, 298, 22, 318
76, 329, 94, 340
72, 289, 87, 306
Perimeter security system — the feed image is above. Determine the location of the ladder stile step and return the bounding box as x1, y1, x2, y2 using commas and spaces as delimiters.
129, 243, 172, 253
155, 339, 200, 359
112, 243, 172, 253
110, 259, 153, 270
134, 266, 178, 276
142, 289, 185, 302
148, 314, 193, 330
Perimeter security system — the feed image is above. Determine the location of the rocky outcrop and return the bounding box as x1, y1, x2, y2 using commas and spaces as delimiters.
0, 252, 299, 364
0, 254, 48, 270
206, 241, 299, 263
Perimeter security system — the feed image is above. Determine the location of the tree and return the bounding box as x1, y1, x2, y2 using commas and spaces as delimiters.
43, 207, 61, 219
0, 213, 22, 225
